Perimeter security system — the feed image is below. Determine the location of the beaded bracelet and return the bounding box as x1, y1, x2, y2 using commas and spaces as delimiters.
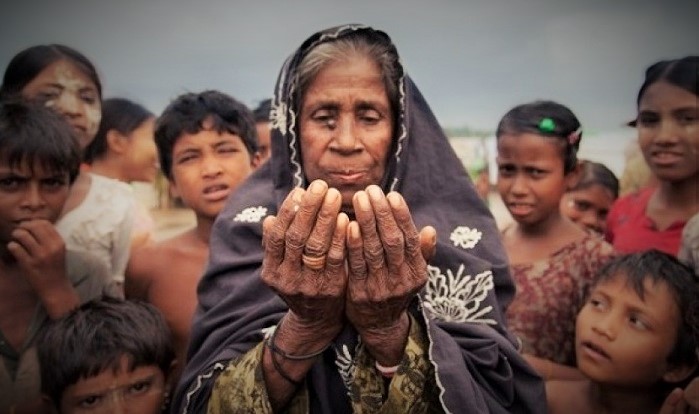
375, 361, 400, 378
266, 318, 330, 360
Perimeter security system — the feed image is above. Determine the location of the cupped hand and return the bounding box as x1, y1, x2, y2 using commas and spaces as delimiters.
261, 179, 349, 338
345, 185, 436, 342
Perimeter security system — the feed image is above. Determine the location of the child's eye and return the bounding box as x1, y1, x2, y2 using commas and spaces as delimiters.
37, 90, 60, 103
587, 296, 607, 310
78, 394, 104, 408
574, 200, 591, 212
677, 113, 698, 125
218, 146, 239, 154
637, 113, 659, 127
42, 177, 68, 189
629, 314, 649, 330
525, 167, 545, 178
0, 177, 22, 190
176, 153, 197, 164
497, 164, 515, 176
127, 379, 153, 396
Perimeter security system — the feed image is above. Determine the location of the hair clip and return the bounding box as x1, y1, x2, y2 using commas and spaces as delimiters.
568, 128, 582, 145
538, 117, 556, 133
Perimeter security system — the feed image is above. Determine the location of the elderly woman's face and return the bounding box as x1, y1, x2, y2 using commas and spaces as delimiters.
299, 55, 393, 213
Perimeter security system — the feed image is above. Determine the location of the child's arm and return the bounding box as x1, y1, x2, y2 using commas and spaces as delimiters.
7, 219, 80, 318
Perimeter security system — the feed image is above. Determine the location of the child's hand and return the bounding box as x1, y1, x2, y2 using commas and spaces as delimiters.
8, 219, 66, 290
7, 219, 79, 317
660, 385, 699, 414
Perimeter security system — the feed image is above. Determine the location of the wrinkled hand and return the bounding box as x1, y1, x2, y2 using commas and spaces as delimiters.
345, 185, 436, 339
7, 219, 67, 296
261, 180, 349, 338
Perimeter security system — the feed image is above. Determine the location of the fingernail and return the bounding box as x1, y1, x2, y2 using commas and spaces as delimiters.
292, 187, 303, 203
367, 185, 383, 201
356, 192, 371, 211
326, 188, 339, 203
387, 192, 402, 208
349, 221, 360, 238
309, 180, 326, 195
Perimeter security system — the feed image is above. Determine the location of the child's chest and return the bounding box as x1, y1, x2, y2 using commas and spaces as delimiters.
0, 275, 40, 352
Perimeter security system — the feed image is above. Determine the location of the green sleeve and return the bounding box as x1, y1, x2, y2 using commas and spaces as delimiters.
208, 342, 308, 414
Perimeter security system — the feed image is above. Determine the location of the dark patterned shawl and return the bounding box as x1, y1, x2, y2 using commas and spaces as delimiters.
172, 24, 546, 414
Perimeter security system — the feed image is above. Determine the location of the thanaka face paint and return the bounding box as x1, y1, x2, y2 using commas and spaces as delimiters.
21, 60, 102, 149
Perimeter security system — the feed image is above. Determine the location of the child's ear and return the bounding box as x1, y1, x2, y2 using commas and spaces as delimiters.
564, 161, 583, 191
250, 152, 262, 169
41, 394, 59, 414
168, 180, 180, 199
663, 362, 697, 383
106, 129, 129, 155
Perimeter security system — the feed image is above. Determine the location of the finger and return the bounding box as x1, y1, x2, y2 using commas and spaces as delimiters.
7, 240, 32, 265
367, 185, 404, 271
17, 220, 63, 251
346, 221, 368, 281
352, 190, 386, 273
386, 192, 422, 260
326, 212, 349, 276
303, 188, 342, 258
659, 388, 685, 414
10, 227, 42, 258
419, 226, 437, 262
264, 188, 304, 261
284, 180, 328, 262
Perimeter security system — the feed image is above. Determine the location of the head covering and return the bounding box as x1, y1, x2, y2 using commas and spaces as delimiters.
173, 24, 545, 413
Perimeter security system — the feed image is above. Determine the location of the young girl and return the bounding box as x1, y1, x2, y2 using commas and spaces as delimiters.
84, 97, 158, 248
547, 250, 699, 414
496, 100, 616, 379
0, 44, 135, 290
560, 159, 619, 235
606, 56, 699, 256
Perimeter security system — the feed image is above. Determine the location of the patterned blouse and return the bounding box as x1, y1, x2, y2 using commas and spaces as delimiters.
208, 313, 441, 413
505, 234, 616, 365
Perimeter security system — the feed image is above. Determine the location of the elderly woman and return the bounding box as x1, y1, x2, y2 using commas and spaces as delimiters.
173, 24, 545, 413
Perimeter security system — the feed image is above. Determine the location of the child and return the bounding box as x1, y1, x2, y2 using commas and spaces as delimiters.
84, 97, 158, 249
125, 90, 260, 383
560, 159, 619, 235
252, 98, 272, 163
496, 100, 616, 379
37, 297, 176, 414
1, 44, 135, 290
547, 250, 699, 414
0, 98, 116, 413
606, 56, 699, 256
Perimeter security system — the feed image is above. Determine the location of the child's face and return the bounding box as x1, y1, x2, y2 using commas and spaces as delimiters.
59, 356, 167, 414
575, 273, 680, 387
0, 161, 70, 245
169, 126, 258, 219
496, 133, 573, 227
637, 81, 699, 183
560, 183, 616, 235
21, 59, 102, 149
120, 117, 159, 183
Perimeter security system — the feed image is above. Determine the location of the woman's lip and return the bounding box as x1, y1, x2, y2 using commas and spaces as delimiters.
326, 171, 366, 184
649, 151, 683, 165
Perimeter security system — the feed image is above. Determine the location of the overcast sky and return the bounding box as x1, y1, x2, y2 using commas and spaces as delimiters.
1, 0, 697, 134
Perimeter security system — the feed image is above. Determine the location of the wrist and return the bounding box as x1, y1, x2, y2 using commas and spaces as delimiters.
38, 280, 80, 319
360, 312, 410, 366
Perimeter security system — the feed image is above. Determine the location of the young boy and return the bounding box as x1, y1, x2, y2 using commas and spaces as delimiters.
37, 297, 176, 414
546, 250, 699, 414
0, 99, 116, 413
125, 90, 260, 381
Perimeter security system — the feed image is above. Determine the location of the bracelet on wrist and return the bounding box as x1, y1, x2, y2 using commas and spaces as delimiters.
375, 360, 400, 378
266, 343, 303, 387
266, 317, 330, 360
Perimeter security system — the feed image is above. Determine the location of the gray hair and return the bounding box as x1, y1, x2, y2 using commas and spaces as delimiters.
295, 30, 401, 121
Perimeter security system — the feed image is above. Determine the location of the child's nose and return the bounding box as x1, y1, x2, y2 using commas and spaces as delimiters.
21, 185, 46, 211
592, 314, 619, 340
